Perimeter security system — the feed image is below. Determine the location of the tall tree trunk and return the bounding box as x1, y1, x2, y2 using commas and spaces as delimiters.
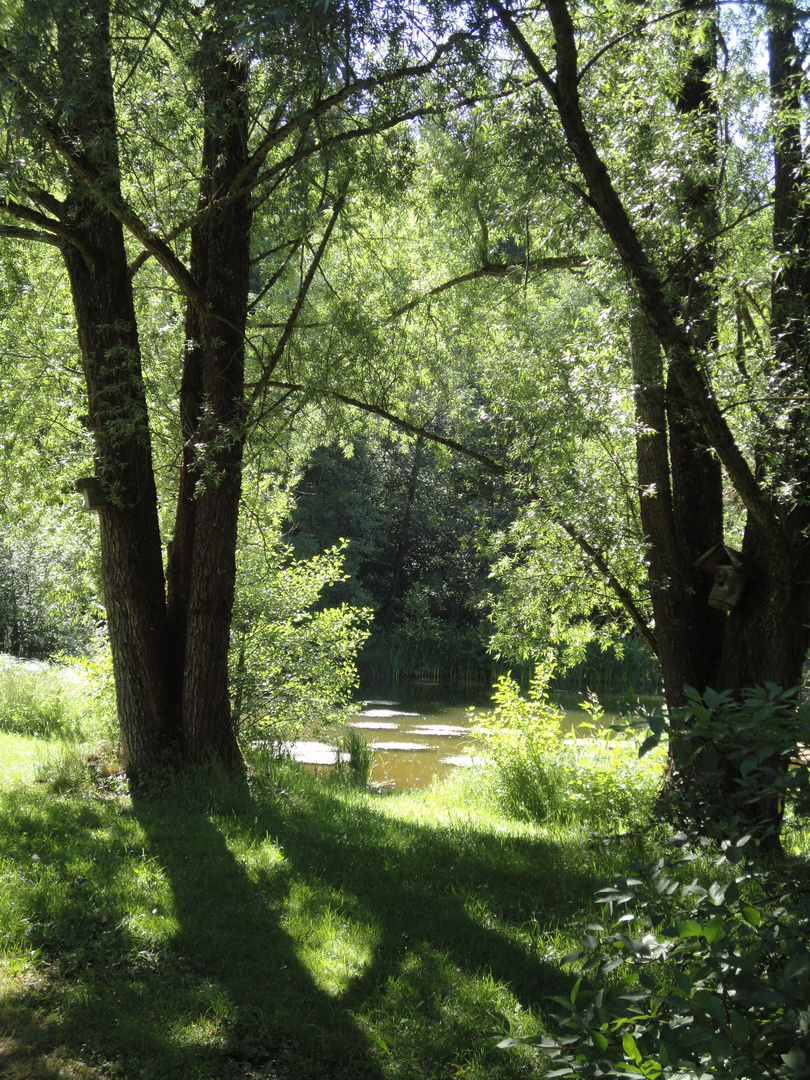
58, 2, 176, 771
629, 0, 724, 709
630, 314, 723, 707
167, 27, 254, 768
717, 0, 810, 692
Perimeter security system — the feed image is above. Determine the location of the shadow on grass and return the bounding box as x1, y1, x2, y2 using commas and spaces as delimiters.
0, 767, 610, 1080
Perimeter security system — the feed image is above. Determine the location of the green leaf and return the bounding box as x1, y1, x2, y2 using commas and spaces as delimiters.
659, 1040, 678, 1068
694, 989, 724, 1022
673, 970, 692, 995
740, 755, 759, 777
570, 976, 581, 1006
622, 1033, 642, 1064
703, 687, 722, 710
591, 1030, 609, 1051
639, 735, 660, 757
741, 904, 761, 927
677, 919, 704, 939
704, 917, 724, 944
782, 1047, 807, 1071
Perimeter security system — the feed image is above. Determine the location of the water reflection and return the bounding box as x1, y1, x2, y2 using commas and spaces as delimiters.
289, 685, 660, 790
351, 696, 477, 789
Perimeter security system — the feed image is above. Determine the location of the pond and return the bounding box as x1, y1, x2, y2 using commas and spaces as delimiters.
290, 683, 659, 790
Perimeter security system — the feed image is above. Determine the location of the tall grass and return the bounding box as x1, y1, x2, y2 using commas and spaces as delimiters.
333, 723, 376, 786
0, 655, 83, 738
473, 672, 666, 828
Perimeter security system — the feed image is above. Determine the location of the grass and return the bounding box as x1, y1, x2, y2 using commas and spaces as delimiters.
2, 658, 806, 1080
0, 733, 656, 1080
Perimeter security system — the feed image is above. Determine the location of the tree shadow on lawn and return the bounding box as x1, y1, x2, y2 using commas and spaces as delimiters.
0, 773, 609, 1079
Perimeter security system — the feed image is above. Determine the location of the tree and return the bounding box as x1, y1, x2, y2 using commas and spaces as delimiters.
484, 0, 810, 697
273, 0, 809, 836
0, 0, 480, 774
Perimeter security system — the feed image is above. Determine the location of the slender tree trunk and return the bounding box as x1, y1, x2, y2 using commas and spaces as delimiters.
167, 28, 254, 768
58, 2, 176, 771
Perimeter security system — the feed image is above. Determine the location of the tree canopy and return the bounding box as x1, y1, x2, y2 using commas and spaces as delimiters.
2, 0, 809, 835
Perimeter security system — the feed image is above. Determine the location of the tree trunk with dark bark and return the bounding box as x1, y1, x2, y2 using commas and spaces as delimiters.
495, 0, 810, 838
166, 30, 254, 768
57, 2, 177, 772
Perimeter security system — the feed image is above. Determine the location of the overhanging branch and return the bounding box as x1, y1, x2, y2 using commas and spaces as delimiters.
261, 378, 658, 654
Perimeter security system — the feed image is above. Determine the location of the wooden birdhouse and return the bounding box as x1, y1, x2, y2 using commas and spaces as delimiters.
75, 476, 106, 511
694, 543, 750, 613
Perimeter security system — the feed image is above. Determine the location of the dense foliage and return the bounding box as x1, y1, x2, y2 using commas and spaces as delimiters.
499, 685, 810, 1078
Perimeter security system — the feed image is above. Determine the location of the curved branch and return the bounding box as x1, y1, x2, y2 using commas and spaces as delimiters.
262, 378, 658, 654
389, 256, 584, 319
41, 118, 208, 310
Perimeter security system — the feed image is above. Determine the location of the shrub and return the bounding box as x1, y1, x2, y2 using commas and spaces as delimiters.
474, 675, 664, 826
498, 684, 810, 1078
231, 480, 371, 743
473, 669, 567, 822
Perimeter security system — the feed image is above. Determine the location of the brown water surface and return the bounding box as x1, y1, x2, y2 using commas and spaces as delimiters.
290, 684, 661, 789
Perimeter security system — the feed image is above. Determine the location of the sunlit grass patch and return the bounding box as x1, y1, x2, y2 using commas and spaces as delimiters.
0, 716, 709, 1080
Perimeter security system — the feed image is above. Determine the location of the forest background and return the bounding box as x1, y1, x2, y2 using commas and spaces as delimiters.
1, 0, 809, 798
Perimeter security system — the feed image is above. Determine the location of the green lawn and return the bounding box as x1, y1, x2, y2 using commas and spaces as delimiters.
0, 731, 653, 1080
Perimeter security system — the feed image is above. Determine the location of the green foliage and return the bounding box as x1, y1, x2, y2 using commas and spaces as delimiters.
231, 481, 372, 740
0, 655, 78, 738
475, 672, 664, 826
635, 684, 810, 844
498, 685, 810, 1078
0, 512, 102, 660
473, 666, 567, 822
502, 841, 810, 1079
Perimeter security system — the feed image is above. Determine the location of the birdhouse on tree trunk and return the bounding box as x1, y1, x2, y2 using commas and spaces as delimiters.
694, 543, 751, 613
75, 476, 106, 511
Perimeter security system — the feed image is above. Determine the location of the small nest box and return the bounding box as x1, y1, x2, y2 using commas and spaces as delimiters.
694, 543, 750, 612
75, 476, 106, 511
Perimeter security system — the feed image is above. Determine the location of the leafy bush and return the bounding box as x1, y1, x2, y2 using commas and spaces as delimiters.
473, 668, 568, 822
499, 684, 810, 1078
231, 480, 371, 742
503, 841, 810, 1078
654, 684, 810, 844
474, 675, 664, 826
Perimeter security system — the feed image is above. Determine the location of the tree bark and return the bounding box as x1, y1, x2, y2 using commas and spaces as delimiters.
166, 28, 254, 768
56, 2, 176, 771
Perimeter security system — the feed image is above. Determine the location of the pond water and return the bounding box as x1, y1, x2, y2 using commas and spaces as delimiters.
290, 683, 658, 790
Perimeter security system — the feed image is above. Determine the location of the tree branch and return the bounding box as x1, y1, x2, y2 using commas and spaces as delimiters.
249, 187, 348, 412
262, 378, 658, 653
0, 198, 97, 263
389, 256, 583, 319
0, 224, 63, 248
41, 118, 209, 311
494, 0, 786, 560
